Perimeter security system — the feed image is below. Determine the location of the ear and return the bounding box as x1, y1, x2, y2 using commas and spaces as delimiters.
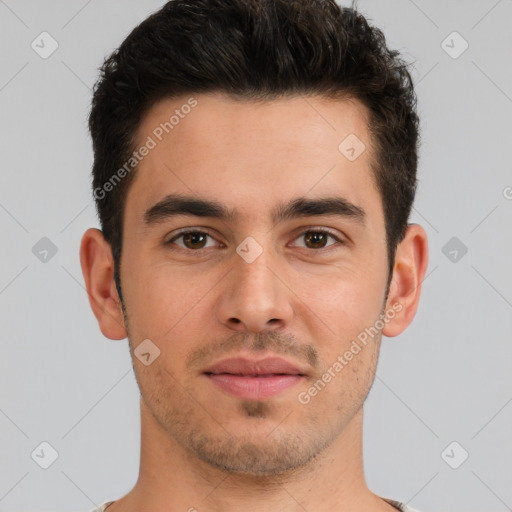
79, 228, 127, 340
382, 224, 429, 337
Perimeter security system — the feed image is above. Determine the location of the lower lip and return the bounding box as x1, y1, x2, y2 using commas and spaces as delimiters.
205, 374, 304, 399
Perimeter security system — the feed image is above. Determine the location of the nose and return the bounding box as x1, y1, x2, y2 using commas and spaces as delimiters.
215, 245, 294, 333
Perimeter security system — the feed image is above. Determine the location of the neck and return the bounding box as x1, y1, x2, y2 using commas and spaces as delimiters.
108, 400, 393, 512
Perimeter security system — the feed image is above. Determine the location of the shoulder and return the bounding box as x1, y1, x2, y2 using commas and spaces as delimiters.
382, 497, 422, 512
86, 501, 115, 512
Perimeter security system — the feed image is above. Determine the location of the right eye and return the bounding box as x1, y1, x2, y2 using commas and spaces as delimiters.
165, 230, 220, 251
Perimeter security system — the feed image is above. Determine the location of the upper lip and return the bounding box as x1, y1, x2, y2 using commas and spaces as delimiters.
203, 356, 307, 376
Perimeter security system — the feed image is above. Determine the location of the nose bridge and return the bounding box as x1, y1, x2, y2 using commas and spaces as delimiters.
217, 239, 293, 332
236, 246, 276, 298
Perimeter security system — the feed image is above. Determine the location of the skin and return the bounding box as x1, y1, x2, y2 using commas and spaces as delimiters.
80, 92, 428, 512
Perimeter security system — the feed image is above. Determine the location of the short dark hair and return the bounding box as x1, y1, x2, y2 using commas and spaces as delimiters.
88, 0, 419, 301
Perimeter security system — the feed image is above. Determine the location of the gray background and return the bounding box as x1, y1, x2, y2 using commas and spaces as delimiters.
1, 0, 511, 511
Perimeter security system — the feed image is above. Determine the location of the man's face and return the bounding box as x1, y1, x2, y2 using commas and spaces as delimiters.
119, 92, 391, 475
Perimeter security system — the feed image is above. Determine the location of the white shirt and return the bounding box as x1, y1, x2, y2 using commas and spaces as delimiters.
87, 496, 421, 511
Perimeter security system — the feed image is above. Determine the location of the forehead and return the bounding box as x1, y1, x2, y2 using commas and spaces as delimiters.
126, 92, 381, 225
135, 92, 372, 159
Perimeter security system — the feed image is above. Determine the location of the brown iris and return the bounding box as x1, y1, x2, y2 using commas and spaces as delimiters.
303, 231, 329, 249
182, 232, 208, 249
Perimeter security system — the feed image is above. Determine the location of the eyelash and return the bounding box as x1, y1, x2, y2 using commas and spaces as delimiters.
165, 228, 345, 253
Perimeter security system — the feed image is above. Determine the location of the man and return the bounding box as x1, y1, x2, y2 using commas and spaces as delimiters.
80, 0, 429, 510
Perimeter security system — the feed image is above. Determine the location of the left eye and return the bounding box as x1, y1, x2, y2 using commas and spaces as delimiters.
291, 230, 342, 250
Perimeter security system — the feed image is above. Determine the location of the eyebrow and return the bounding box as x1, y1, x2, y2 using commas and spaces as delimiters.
143, 193, 366, 226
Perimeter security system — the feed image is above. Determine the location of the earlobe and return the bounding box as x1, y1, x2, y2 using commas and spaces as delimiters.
382, 224, 429, 338
79, 228, 127, 340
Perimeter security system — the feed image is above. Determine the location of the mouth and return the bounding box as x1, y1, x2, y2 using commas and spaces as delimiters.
203, 356, 307, 400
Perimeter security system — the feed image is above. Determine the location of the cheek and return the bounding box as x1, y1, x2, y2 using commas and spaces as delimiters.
303, 267, 386, 332
122, 260, 217, 361
122, 252, 183, 318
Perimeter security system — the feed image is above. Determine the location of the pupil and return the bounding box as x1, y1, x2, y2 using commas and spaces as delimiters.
306, 231, 326, 248
185, 232, 206, 248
